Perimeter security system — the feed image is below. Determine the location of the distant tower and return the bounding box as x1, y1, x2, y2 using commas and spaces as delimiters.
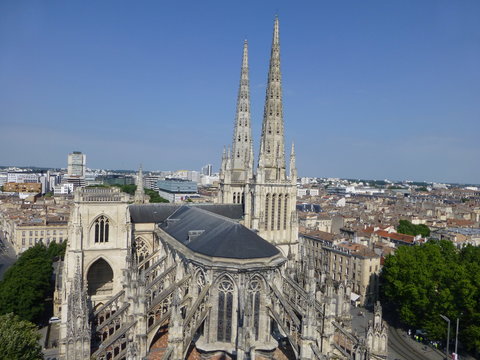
218, 17, 298, 257
218, 40, 254, 205
134, 165, 148, 204
67, 151, 86, 177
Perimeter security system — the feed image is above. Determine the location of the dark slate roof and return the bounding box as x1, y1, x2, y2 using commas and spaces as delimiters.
159, 206, 279, 259
193, 204, 244, 220
129, 203, 244, 223
129, 204, 180, 223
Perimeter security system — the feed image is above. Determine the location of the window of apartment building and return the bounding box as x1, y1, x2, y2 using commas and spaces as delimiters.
375, 265, 378, 272
35, 231, 38, 236
47, 230, 50, 235
53, 230, 56, 235
59, 230, 63, 235
35, 238, 38, 243
41, 231, 44, 236
22, 231, 26, 236
59, 237, 63, 242
53, 237, 56, 242
370, 266, 372, 272
46, 239, 50, 245
29, 231, 33, 236
22, 238, 25, 245
29, 239, 32, 245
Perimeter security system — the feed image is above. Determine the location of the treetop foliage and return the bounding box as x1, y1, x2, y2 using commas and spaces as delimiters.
112, 184, 169, 203
0, 241, 65, 324
381, 240, 480, 353
397, 219, 430, 237
0, 313, 43, 360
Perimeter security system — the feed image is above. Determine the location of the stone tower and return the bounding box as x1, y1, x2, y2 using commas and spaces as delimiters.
218, 40, 254, 206
134, 164, 148, 204
245, 17, 298, 256
59, 187, 132, 355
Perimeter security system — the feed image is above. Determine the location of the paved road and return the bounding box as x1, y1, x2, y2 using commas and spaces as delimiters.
0, 232, 17, 280
388, 324, 445, 360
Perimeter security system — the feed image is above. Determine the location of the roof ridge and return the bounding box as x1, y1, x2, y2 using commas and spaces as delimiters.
187, 205, 239, 224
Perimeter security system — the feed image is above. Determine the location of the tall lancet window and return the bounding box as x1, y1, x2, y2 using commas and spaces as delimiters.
284, 195, 289, 230
248, 278, 261, 341
265, 194, 270, 230
94, 216, 109, 243
277, 194, 283, 230
271, 194, 276, 230
217, 277, 234, 342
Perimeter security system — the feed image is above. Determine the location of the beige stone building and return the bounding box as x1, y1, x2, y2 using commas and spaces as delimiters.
301, 231, 381, 307
13, 220, 68, 253
3, 182, 42, 193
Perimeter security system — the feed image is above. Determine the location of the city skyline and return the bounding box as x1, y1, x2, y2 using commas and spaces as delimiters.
1, 1, 479, 183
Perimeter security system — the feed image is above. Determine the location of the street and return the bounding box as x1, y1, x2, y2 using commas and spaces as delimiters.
0, 231, 17, 280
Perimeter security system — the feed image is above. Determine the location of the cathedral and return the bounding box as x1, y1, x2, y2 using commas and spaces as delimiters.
58, 17, 387, 360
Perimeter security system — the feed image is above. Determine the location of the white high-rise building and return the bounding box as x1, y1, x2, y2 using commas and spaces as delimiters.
67, 151, 86, 177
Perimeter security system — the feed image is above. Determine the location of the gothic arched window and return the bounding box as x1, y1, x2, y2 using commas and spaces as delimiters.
271, 194, 276, 230
248, 278, 262, 341
217, 277, 234, 342
134, 237, 150, 263
284, 195, 289, 230
196, 270, 206, 295
277, 194, 283, 230
94, 216, 109, 243
265, 194, 270, 230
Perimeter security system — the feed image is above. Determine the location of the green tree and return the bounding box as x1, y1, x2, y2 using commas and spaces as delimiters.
0, 313, 43, 360
145, 189, 169, 203
397, 219, 430, 237
381, 241, 480, 354
0, 244, 53, 324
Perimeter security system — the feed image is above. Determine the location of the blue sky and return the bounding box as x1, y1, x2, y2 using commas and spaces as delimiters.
1, 1, 479, 183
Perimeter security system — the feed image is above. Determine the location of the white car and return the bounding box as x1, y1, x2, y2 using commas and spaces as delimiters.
49, 316, 60, 324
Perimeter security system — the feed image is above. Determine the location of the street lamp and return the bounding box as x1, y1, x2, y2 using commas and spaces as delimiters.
454, 317, 460, 359
440, 314, 450, 360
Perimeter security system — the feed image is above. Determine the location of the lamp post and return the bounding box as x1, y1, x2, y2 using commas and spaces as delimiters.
454, 317, 459, 359
440, 314, 451, 360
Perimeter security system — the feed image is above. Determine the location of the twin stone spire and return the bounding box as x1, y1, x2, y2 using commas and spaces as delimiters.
223, 16, 296, 183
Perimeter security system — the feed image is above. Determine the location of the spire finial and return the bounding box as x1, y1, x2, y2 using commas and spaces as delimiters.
273, 15, 280, 45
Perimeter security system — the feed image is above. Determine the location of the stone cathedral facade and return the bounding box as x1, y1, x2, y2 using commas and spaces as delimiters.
58, 18, 387, 360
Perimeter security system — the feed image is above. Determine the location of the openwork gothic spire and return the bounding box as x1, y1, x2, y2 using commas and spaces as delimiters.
258, 16, 286, 181
134, 164, 147, 204
231, 40, 253, 172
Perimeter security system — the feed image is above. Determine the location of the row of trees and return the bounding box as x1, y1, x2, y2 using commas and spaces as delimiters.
112, 184, 169, 203
0, 242, 66, 359
381, 240, 480, 354
397, 219, 430, 237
